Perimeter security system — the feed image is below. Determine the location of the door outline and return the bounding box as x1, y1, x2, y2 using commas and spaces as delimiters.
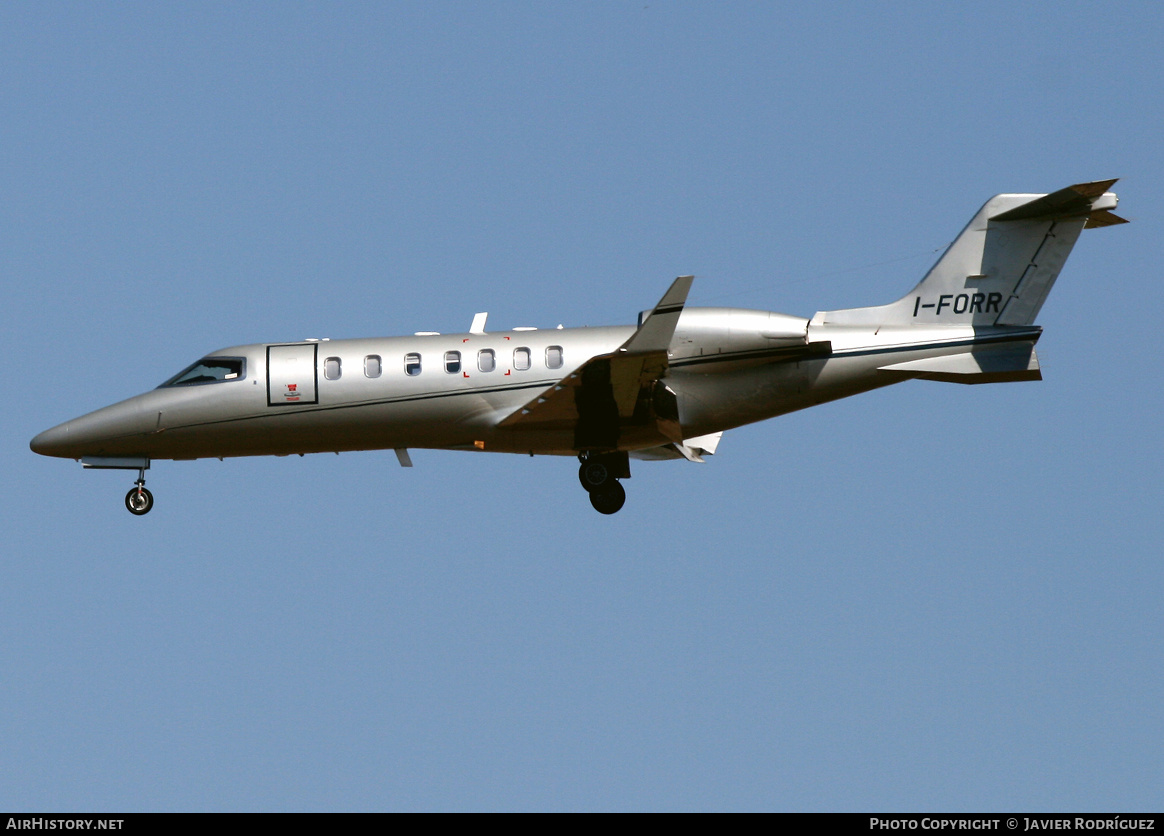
267, 343, 319, 406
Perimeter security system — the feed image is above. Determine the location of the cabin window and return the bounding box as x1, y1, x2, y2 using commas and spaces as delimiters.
546, 346, 563, 369
324, 357, 342, 380
405, 353, 422, 376
159, 357, 246, 387
513, 347, 531, 371
478, 349, 495, 372
364, 355, 382, 378
444, 351, 461, 374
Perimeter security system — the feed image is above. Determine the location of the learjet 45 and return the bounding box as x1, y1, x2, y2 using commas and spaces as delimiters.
31, 180, 1126, 515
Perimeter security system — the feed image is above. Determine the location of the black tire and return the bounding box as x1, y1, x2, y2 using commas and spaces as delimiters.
588, 481, 626, 515
125, 486, 154, 516
578, 459, 613, 492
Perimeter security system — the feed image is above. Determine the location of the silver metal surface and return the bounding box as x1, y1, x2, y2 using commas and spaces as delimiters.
30, 180, 1125, 514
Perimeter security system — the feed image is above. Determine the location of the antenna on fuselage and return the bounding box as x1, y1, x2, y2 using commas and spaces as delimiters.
470, 312, 488, 335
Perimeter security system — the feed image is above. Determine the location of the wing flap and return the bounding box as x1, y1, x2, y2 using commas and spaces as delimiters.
629, 431, 724, 462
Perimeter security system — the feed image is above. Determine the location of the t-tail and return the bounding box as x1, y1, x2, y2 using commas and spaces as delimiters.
812, 180, 1126, 328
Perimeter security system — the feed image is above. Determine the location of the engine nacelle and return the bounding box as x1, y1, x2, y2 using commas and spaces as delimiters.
662, 307, 809, 357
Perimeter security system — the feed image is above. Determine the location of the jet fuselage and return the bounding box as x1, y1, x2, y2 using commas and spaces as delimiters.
30, 180, 1124, 515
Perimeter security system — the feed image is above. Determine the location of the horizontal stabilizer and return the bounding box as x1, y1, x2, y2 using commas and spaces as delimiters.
990, 179, 1122, 224
878, 343, 1040, 384
1085, 209, 1129, 229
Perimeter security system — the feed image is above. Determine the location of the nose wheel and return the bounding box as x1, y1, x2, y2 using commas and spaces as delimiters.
124, 467, 154, 515
125, 486, 154, 515
578, 452, 629, 515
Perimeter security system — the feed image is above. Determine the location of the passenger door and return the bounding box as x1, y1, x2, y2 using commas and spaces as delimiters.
267, 344, 318, 406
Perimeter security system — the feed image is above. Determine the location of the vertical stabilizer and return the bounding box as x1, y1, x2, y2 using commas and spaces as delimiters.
812, 180, 1124, 328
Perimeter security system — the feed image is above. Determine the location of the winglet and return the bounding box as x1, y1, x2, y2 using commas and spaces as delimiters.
620, 275, 693, 354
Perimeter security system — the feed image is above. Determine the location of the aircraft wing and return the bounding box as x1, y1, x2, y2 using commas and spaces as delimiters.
496, 276, 693, 449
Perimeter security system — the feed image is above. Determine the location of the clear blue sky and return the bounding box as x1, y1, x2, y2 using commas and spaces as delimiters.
3, 2, 1161, 811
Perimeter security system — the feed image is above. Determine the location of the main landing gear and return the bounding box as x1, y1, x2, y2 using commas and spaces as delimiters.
124, 466, 154, 516
578, 452, 629, 515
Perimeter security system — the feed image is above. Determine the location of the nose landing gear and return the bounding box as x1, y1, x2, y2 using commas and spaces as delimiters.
124, 466, 153, 515
578, 452, 629, 515
80, 457, 155, 516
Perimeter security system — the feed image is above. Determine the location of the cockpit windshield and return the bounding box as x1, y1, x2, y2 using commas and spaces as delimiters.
159, 357, 246, 388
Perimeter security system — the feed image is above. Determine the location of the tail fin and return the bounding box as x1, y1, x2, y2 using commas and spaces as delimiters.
813, 180, 1125, 327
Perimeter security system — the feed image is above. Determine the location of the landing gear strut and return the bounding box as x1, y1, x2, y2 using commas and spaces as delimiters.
124, 466, 154, 515
578, 452, 628, 515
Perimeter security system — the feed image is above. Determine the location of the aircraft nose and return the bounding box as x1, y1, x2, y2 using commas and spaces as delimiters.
31, 396, 161, 459
30, 422, 72, 457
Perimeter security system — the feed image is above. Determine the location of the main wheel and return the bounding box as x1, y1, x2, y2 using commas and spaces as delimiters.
578, 459, 613, 492
588, 480, 626, 515
125, 486, 154, 515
